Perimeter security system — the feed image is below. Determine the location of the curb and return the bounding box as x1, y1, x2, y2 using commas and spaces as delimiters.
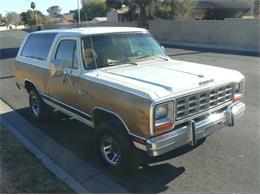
160, 40, 260, 57
0, 117, 89, 193
0, 99, 128, 194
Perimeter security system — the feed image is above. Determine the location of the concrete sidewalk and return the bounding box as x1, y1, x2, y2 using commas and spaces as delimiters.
0, 99, 128, 194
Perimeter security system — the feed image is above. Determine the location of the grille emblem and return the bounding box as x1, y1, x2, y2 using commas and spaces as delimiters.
199, 79, 214, 85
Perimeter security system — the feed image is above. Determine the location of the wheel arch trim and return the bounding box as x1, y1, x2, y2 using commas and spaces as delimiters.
24, 79, 40, 92
92, 107, 146, 141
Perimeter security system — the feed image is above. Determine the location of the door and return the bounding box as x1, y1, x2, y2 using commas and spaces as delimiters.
48, 38, 80, 108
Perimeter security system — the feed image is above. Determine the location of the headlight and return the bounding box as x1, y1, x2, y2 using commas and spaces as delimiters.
235, 82, 240, 92
155, 104, 168, 120
234, 79, 245, 94
234, 79, 245, 103
154, 101, 174, 134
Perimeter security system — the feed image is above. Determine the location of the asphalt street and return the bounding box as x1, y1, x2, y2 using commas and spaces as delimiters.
0, 30, 260, 193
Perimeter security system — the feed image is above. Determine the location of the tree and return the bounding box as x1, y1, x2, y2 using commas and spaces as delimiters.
106, 0, 152, 27
133, 0, 152, 28
106, 0, 138, 21
4, 12, 21, 25
0, 13, 2, 22
254, 0, 260, 19
47, 5, 62, 17
30, 1, 39, 25
74, 0, 108, 21
106, 0, 124, 9
20, 10, 47, 25
154, 0, 204, 20
31, 2, 36, 10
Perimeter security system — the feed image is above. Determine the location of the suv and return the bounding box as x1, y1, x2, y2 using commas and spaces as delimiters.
14, 27, 246, 174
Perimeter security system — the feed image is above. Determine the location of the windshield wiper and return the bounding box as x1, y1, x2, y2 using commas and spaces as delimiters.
153, 56, 169, 61
137, 54, 169, 61
137, 54, 152, 60
101, 60, 137, 67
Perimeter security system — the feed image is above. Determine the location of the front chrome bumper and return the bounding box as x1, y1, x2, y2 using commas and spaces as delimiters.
145, 102, 245, 157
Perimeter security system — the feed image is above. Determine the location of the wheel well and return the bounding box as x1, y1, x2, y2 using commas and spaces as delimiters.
24, 80, 37, 93
93, 108, 128, 133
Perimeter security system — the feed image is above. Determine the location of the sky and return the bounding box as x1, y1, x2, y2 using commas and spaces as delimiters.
0, 0, 81, 16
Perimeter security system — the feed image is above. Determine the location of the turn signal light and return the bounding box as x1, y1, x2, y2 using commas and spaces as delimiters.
154, 121, 175, 132
234, 93, 243, 104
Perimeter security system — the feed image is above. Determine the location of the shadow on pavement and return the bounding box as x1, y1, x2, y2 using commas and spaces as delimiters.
4, 106, 191, 193
118, 164, 185, 193
0, 47, 19, 59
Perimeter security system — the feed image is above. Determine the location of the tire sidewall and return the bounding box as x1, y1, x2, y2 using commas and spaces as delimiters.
96, 123, 141, 175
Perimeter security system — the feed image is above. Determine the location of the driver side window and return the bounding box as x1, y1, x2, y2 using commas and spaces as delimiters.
55, 40, 79, 69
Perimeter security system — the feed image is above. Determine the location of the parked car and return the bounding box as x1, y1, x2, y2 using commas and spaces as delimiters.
13, 27, 246, 174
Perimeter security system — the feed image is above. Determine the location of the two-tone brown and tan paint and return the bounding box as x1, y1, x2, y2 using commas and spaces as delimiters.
13, 60, 49, 93
14, 59, 153, 139
75, 77, 153, 138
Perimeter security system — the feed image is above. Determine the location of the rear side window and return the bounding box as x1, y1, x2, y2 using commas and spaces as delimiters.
21, 33, 57, 61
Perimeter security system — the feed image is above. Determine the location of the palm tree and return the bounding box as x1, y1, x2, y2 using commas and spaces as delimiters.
134, 0, 151, 29
30, 2, 38, 25
254, 0, 259, 19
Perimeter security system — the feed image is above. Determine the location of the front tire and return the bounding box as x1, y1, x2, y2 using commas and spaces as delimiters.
29, 89, 49, 121
96, 123, 143, 175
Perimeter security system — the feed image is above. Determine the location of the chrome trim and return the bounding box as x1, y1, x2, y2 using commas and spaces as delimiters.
146, 102, 245, 157
24, 79, 40, 91
133, 141, 146, 151
40, 92, 93, 119
149, 81, 234, 135
175, 83, 233, 120
175, 100, 232, 125
43, 98, 94, 127
128, 132, 146, 141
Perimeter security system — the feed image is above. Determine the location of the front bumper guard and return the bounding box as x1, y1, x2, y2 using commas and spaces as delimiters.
144, 102, 245, 157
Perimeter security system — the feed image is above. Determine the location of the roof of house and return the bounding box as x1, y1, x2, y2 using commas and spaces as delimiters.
108, 7, 129, 15
91, 17, 108, 22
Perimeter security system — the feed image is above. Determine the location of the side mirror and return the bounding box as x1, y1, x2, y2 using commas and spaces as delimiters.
161, 45, 165, 51
50, 59, 64, 77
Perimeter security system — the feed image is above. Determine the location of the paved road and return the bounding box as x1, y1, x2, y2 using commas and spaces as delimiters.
0, 30, 260, 193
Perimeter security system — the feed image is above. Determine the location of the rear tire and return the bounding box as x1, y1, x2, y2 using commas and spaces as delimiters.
29, 89, 50, 122
96, 123, 143, 175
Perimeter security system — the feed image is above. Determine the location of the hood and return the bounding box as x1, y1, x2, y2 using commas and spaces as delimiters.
93, 59, 244, 100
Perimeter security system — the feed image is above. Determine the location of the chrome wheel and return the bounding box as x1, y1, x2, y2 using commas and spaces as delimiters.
31, 95, 40, 117
100, 135, 121, 166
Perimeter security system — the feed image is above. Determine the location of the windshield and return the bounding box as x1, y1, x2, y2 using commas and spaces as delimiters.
81, 33, 167, 70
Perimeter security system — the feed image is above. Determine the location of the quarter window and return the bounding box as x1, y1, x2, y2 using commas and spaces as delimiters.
55, 40, 79, 69
21, 33, 56, 61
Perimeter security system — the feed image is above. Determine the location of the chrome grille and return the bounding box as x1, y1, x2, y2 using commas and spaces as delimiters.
176, 83, 233, 120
